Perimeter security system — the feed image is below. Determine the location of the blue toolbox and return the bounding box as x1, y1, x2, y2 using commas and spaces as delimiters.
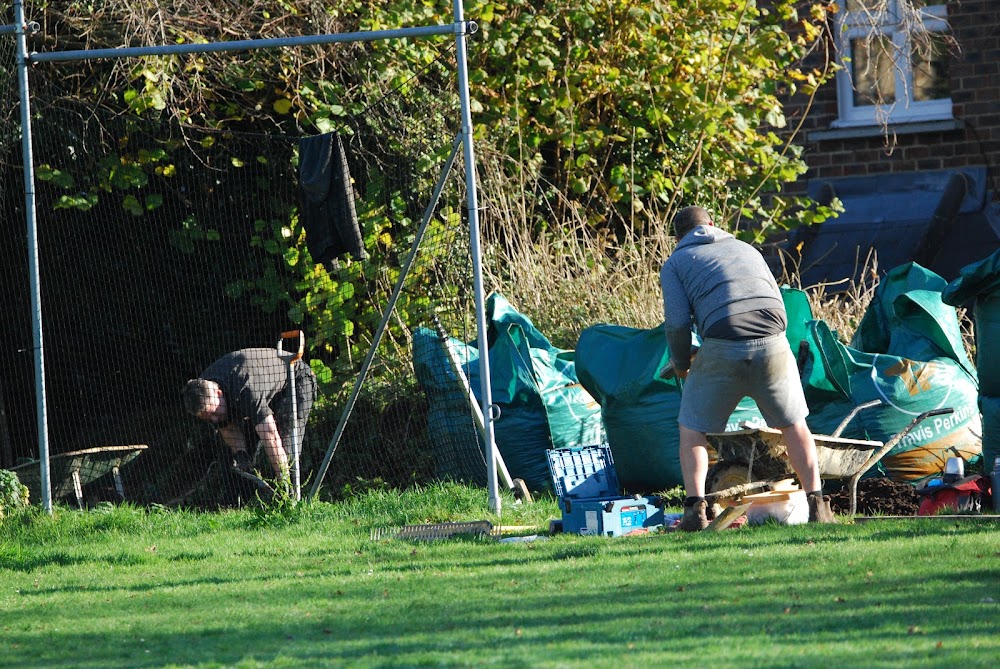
546, 445, 665, 536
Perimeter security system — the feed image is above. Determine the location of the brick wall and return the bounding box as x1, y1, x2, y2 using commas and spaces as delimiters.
783, 0, 999, 197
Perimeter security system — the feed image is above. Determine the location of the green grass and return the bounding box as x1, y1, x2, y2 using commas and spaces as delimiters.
1, 483, 998, 668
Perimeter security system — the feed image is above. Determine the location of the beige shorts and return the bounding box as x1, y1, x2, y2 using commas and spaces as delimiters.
677, 334, 808, 433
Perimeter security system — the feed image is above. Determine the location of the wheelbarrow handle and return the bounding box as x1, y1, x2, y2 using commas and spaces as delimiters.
830, 399, 883, 438
278, 330, 305, 363
847, 407, 955, 515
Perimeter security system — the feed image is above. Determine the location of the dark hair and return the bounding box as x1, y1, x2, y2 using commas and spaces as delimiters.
671, 206, 712, 239
181, 378, 215, 415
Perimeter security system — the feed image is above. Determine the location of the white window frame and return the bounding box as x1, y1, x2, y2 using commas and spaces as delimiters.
833, 1, 952, 128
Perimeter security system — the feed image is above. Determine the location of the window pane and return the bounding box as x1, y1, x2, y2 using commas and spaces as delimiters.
846, 0, 889, 12
851, 35, 896, 106
912, 32, 950, 101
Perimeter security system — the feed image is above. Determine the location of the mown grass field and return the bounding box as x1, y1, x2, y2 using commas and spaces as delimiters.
2, 483, 998, 668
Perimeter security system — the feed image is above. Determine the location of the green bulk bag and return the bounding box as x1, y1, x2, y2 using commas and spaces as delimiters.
978, 395, 1000, 475
802, 317, 981, 483
942, 248, 1000, 396
413, 293, 604, 493
575, 324, 765, 493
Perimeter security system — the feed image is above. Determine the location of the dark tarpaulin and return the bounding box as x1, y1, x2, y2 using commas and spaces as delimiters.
792, 167, 1000, 288
298, 133, 365, 269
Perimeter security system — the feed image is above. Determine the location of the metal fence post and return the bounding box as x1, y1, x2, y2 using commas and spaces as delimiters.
14, 0, 52, 513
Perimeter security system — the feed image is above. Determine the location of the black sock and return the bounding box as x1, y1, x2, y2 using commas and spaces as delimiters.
806, 490, 824, 499
684, 496, 705, 507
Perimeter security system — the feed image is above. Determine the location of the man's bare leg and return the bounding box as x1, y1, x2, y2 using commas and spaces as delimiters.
777, 420, 821, 493
778, 419, 835, 522
679, 425, 711, 497
678, 425, 711, 530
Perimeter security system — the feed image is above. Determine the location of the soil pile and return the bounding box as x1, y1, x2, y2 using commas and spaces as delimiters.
829, 478, 920, 516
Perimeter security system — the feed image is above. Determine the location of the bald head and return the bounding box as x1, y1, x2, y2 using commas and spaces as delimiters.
672, 206, 713, 239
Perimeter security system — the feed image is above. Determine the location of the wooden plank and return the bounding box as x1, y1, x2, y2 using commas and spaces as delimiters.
704, 502, 753, 532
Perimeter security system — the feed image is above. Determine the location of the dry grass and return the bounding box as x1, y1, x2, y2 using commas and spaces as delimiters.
477, 151, 672, 349
481, 224, 668, 349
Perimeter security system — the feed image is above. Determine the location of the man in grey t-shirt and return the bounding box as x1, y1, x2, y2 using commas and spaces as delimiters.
660, 206, 835, 530
182, 348, 317, 480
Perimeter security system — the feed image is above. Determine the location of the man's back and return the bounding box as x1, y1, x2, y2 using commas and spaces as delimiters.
202, 348, 291, 425
660, 225, 783, 336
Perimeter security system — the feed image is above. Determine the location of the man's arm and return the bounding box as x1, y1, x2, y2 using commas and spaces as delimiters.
255, 414, 289, 478
217, 423, 248, 455
660, 261, 695, 374
664, 326, 694, 379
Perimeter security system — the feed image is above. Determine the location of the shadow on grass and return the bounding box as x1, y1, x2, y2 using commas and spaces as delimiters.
3, 520, 997, 667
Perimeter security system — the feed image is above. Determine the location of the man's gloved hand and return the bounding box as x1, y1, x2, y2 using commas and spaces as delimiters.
658, 347, 697, 381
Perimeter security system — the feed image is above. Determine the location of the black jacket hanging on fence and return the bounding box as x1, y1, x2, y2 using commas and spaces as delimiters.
298, 133, 365, 269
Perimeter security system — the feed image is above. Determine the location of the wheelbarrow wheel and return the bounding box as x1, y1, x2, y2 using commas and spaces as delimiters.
707, 463, 755, 495
706, 463, 758, 519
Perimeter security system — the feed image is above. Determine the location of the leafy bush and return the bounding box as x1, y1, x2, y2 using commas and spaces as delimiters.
354, 0, 839, 238
0, 469, 30, 518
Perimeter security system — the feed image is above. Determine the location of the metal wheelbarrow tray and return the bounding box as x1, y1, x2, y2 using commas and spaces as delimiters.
11, 444, 148, 508
706, 401, 954, 515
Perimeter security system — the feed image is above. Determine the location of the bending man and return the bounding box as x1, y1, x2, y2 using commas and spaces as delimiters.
659, 206, 835, 531
182, 348, 317, 480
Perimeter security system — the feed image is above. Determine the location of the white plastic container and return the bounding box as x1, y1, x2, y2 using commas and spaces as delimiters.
742, 489, 809, 525
943, 456, 965, 484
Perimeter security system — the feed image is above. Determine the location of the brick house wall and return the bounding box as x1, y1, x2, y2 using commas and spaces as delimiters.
771, 0, 1000, 284
784, 0, 999, 193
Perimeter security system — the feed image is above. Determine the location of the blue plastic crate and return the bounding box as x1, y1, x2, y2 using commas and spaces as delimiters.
546, 445, 664, 536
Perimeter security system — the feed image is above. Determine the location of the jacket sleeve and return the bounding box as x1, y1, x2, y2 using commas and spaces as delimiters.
660, 261, 695, 370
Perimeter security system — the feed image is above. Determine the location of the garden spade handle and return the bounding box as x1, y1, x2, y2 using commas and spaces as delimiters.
278, 330, 305, 500
280, 330, 305, 362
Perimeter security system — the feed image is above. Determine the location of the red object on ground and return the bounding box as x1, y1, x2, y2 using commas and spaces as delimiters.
916, 476, 990, 516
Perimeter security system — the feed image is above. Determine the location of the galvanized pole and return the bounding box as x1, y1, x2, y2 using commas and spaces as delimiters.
13, 0, 52, 513
28, 25, 457, 63
452, 0, 501, 513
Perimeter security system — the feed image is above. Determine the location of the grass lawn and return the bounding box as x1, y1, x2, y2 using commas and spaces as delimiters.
1, 483, 998, 668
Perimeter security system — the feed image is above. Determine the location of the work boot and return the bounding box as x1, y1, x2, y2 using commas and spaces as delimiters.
679, 498, 710, 531
807, 493, 837, 524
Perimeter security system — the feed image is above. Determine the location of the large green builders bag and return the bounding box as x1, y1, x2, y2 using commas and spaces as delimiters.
413, 293, 604, 493
853, 263, 975, 375
575, 324, 765, 493
802, 263, 982, 482
979, 396, 1000, 474
942, 248, 1000, 468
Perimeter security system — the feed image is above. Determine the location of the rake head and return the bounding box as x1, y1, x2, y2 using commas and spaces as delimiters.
371, 520, 493, 541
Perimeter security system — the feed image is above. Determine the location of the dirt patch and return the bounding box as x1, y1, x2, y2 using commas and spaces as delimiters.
829, 478, 920, 516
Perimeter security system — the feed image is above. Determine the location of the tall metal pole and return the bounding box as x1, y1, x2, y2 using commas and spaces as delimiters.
452, 0, 500, 513
13, 0, 52, 513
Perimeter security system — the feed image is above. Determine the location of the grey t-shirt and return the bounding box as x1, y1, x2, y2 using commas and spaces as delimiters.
201, 348, 292, 427
660, 225, 785, 368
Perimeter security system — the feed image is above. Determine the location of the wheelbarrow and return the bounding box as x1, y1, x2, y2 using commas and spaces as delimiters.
11, 444, 148, 509
705, 400, 955, 516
